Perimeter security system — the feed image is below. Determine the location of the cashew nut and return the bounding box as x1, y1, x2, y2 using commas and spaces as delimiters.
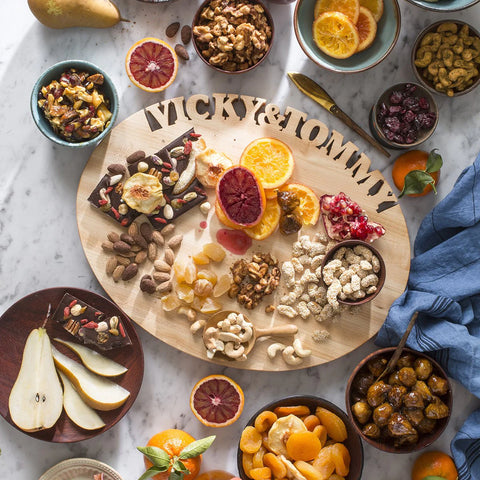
204, 327, 219, 350
293, 339, 312, 358
267, 343, 286, 359
190, 319, 206, 334
282, 346, 303, 366
224, 342, 245, 359
217, 331, 242, 343
238, 325, 253, 343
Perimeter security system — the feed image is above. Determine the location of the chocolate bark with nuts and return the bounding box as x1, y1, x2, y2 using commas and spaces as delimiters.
52, 293, 132, 350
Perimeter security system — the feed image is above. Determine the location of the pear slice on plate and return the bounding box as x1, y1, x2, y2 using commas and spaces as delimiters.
52, 346, 130, 411
54, 338, 127, 377
9, 328, 63, 432
58, 371, 105, 430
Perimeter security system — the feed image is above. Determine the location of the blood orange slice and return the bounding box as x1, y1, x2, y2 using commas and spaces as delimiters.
356, 6, 377, 53
216, 166, 266, 228
190, 375, 244, 428
125, 37, 178, 92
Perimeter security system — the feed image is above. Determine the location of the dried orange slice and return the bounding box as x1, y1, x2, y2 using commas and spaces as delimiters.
244, 198, 281, 240
215, 200, 243, 229
190, 374, 244, 428
356, 6, 377, 52
360, 0, 383, 22
240, 138, 295, 190
279, 183, 320, 226
313, 12, 360, 59
314, 0, 360, 24
125, 37, 178, 92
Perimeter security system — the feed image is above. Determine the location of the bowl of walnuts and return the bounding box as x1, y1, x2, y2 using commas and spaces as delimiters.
192, 0, 274, 74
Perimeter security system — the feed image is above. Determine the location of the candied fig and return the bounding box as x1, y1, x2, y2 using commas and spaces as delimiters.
394, 432, 419, 447
414, 358, 433, 380
387, 385, 407, 410
398, 367, 417, 387
367, 357, 388, 377
403, 391, 425, 409
279, 213, 302, 236
277, 190, 300, 214
362, 422, 381, 439
352, 401, 372, 425
417, 417, 436, 434
412, 380, 433, 402
372, 403, 394, 428
353, 371, 375, 396
425, 396, 449, 420
367, 381, 391, 408
388, 371, 402, 386
387, 413, 417, 437
397, 353, 415, 369
428, 374, 449, 396
404, 407, 424, 427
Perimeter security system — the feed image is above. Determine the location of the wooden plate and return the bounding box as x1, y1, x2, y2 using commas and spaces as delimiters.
0, 287, 144, 443
39, 458, 124, 480
77, 93, 410, 371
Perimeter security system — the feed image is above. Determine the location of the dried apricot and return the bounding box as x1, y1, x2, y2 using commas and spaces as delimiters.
249, 467, 272, 480
304, 415, 321, 431
312, 425, 328, 447
243, 453, 254, 479
255, 411, 278, 433
263, 452, 287, 479
286, 431, 322, 461
312, 447, 335, 480
315, 407, 347, 442
295, 461, 324, 480
327, 475, 345, 480
253, 446, 267, 469
274, 405, 311, 417
329, 443, 350, 477
241, 426, 263, 454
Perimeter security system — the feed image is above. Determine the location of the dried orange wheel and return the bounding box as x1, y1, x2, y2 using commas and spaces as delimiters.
190, 374, 244, 427
279, 183, 320, 226
356, 7, 377, 52
313, 12, 360, 59
125, 37, 178, 92
360, 0, 383, 21
240, 138, 295, 190
244, 198, 282, 240
314, 0, 360, 23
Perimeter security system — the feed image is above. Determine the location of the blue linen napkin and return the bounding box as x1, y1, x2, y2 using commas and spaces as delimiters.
376, 153, 480, 479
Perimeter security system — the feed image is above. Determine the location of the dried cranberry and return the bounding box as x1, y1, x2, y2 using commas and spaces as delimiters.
383, 129, 396, 141
405, 130, 417, 144
418, 97, 430, 110
384, 116, 401, 133
388, 105, 403, 115
403, 110, 416, 124
405, 84, 417, 94
393, 134, 406, 143
402, 96, 420, 112
389, 91, 403, 104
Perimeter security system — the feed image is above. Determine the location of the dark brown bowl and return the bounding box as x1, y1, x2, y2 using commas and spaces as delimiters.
320, 240, 386, 306
345, 347, 453, 453
237, 395, 364, 480
192, 0, 274, 74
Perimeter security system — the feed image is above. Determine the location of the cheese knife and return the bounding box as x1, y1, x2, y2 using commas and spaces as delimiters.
288, 72, 390, 158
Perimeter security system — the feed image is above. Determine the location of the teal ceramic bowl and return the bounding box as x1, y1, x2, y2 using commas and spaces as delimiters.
405, 0, 480, 12
30, 60, 119, 148
294, 0, 401, 73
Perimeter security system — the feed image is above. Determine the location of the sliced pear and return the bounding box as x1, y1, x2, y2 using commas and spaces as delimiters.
54, 338, 127, 377
52, 346, 130, 411
9, 328, 63, 432
58, 371, 105, 430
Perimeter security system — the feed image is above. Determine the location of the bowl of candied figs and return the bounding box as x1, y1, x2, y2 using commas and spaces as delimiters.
237, 395, 363, 480
346, 347, 452, 453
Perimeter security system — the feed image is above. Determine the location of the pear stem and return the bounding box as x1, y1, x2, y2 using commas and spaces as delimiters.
120, 18, 130, 23
42, 303, 52, 328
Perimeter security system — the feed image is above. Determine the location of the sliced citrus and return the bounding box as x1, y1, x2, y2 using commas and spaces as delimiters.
359, 0, 383, 22
125, 37, 178, 92
314, 0, 360, 24
265, 189, 278, 200
313, 12, 360, 59
244, 198, 281, 240
356, 6, 377, 52
240, 138, 295, 190
215, 200, 242, 229
190, 374, 244, 428
279, 183, 320, 226
216, 166, 266, 228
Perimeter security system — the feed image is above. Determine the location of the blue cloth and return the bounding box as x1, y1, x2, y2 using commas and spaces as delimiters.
376, 153, 480, 480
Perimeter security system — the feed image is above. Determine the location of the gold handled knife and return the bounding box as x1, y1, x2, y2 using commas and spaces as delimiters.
288, 72, 390, 158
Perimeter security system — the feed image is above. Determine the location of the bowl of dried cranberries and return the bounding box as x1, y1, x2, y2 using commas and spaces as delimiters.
369, 82, 438, 149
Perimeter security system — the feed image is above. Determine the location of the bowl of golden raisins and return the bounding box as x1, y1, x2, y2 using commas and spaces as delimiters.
346, 347, 452, 453
237, 395, 363, 480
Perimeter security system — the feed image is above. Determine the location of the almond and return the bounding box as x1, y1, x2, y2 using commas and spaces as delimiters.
122, 263, 138, 281
101, 240, 114, 252
181, 25, 192, 44
107, 231, 120, 243
167, 234, 183, 250
112, 265, 125, 282
128, 222, 139, 237
115, 255, 131, 266
166, 21, 180, 38
153, 271, 170, 283
164, 248, 175, 266
120, 233, 135, 245
140, 275, 157, 294
135, 250, 148, 264
152, 230, 164, 247
140, 222, 154, 242
106, 257, 117, 275
148, 242, 158, 262
160, 224, 175, 237
113, 240, 131, 254
133, 234, 148, 250
154, 259, 171, 272
175, 44, 189, 61
156, 280, 173, 293
107, 163, 126, 175
126, 150, 146, 164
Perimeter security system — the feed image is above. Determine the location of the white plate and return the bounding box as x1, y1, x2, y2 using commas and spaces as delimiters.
39, 458, 123, 480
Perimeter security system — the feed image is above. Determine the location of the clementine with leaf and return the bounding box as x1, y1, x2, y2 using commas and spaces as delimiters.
411, 451, 458, 480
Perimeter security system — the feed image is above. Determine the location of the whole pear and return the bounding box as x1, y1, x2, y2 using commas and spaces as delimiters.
28, 0, 123, 29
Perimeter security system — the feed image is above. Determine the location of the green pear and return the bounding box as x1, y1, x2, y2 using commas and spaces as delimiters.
27, 0, 123, 29
8, 328, 63, 432
52, 346, 130, 411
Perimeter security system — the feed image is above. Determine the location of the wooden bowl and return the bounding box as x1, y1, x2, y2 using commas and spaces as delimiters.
345, 347, 453, 453
237, 395, 364, 480
320, 240, 386, 306
192, 0, 274, 74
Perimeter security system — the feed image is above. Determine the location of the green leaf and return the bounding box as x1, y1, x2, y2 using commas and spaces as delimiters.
137, 446, 171, 469
421, 476, 449, 480
399, 170, 436, 198
426, 149, 443, 173
179, 436, 216, 460
138, 467, 166, 480
169, 470, 185, 480
173, 460, 190, 473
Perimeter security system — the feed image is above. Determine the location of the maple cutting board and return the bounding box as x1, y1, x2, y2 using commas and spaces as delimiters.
77, 93, 410, 371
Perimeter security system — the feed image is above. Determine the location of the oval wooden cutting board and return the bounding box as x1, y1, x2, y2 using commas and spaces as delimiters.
77, 93, 410, 371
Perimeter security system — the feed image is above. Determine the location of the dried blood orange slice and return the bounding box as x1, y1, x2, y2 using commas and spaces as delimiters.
244, 198, 282, 240
216, 166, 266, 228
360, 0, 383, 22
190, 375, 244, 428
314, 0, 360, 23
125, 37, 178, 92
356, 6, 377, 53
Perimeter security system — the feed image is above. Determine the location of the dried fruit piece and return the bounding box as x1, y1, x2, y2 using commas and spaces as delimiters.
315, 407, 348, 443
263, 452, 287, 479
249, 467, 271, 480
244, 198, 282, 240
213, 274, 231, 297
329, 443, 350, 477
192, 251, 210, 265
243, 453, 255, 479
267, 414, 307, 456
314, 0, 360, 23
304, 414, 321, 431
313, 425, 328, 447
255, 411, 278, 433
356, 6, 377, 53
241, 426, 264, 454
253, 446, 267, 469
278, 183, 320, 226
294, 460, 324, 480
203, 242, 226, 262
274, 405, 311, 417
312, 447, 335, 479
286, 431, 322, 461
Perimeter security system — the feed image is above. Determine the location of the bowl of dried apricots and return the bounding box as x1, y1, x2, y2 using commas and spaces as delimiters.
294, 0, 401, 73
237, 395, 363, 480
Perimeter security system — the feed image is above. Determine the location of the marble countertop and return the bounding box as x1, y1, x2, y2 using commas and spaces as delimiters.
1, 0, 480, 478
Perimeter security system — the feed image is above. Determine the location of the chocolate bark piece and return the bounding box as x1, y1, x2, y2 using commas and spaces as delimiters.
52, 293, 132, 350
88, 173, 140, 227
